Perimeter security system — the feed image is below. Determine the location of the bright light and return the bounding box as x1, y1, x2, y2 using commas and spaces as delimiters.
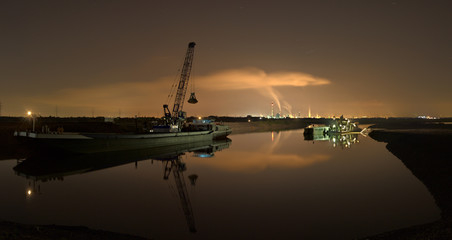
27, 190, 32, 196
198, 116, 201, 120
27, 111, 32, 116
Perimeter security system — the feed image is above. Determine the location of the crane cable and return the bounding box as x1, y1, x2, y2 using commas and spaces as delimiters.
190, 64, 195, 94
165, 54, 187, 106
187, 57, 198, 104
165, 70, 179, 105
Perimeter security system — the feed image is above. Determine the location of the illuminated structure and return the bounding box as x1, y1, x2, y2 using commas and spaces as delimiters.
418, 115, 437, 120
328, 115, 360, 133
303, 124, 362, 149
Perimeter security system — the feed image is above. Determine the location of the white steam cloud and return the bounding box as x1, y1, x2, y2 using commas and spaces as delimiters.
196, 67, 330, 90
196, 67, 330, 113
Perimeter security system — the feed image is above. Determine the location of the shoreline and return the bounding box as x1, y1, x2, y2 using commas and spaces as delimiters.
363, 127, 452, 239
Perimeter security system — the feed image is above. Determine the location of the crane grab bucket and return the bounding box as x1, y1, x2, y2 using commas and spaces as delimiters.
188, 92, 198, 104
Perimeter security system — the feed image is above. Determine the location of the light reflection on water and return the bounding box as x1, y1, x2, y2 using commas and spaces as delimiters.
0, 129, 441, 239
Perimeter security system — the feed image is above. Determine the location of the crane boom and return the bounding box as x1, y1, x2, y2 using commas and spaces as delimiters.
172, 42, 196, 119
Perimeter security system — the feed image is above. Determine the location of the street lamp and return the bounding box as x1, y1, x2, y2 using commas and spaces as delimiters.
27, 111, 35, 132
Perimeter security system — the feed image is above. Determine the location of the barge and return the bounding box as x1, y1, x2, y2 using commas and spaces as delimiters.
14, 120, 231, 154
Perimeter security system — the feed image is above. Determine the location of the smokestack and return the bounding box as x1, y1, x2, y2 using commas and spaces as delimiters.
271, 102, 274, 118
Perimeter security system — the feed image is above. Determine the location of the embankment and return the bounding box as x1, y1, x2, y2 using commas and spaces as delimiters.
364, 127, 452, 239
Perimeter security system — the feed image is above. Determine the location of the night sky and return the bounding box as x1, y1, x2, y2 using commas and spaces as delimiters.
1, 0, 451, 117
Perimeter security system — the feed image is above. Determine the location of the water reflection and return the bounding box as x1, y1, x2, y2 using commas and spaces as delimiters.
13, 139, 231, 233
162, 156, 197, 232
330, 134, 359, 149
304, 131, 363, 149
186, 131, 331, 172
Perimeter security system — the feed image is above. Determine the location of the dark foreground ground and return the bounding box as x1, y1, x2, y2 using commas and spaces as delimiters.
0, 221, 150, 240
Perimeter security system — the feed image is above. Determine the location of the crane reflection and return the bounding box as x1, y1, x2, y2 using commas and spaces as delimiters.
13, 139, 231, 233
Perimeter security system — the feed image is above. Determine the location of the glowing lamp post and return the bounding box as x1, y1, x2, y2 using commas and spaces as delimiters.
27, 111, 35, 132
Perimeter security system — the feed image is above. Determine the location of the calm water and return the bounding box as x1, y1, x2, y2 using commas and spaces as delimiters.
0, 129, 440, 239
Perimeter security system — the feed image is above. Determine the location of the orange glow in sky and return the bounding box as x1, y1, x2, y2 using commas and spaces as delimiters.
1, 1, 451, 117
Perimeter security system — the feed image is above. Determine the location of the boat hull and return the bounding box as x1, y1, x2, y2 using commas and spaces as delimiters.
15, 126, 231, 154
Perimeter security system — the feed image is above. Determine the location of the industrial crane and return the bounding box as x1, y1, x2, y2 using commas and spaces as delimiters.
163, 42, 197, 129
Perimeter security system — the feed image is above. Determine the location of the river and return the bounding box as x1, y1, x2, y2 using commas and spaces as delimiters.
0, 129, 440, 239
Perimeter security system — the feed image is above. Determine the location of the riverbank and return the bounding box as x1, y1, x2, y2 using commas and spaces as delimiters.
364, 125, 452, 239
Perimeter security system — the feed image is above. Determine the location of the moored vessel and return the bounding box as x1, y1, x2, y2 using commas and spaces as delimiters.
327, 115, 361, 134
303, 115, 362, 141
14, 121, 231, 154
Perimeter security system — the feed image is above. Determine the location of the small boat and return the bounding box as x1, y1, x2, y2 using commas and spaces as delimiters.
303, 116, 362, 140
303, 124, 330, 141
